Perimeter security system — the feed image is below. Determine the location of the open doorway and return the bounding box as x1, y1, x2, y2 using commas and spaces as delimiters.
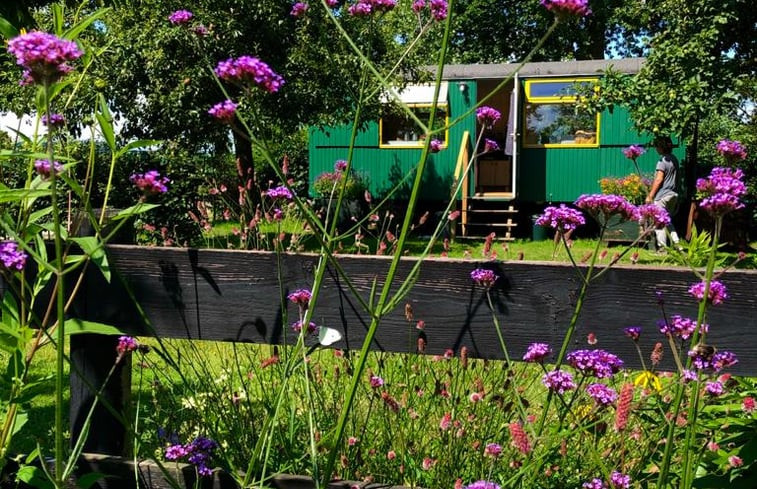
475, 79, 514, 196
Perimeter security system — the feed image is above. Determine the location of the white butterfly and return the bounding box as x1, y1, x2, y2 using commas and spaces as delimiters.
318, 326, 343, 346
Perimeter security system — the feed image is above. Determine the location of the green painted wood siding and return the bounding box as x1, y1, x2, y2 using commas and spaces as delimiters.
308, 81, 477, 200
518, 105, 685, 203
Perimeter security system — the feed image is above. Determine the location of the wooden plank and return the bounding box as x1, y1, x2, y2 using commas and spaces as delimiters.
79, 246, 757, 376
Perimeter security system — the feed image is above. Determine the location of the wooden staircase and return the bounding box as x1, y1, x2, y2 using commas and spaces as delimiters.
460, 199, 518, 240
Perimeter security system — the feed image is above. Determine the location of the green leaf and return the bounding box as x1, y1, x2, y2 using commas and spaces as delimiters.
0, 188, 51, 203
64, 319, 127, 336
70, 236, 111, 281
11, 410, 28, 437
111, 203, 160, 220
2, 291, 20, 328
95, 113, 115, 152
75, 472, 106, 489
16, 465, 54, 489
63, 8, 110, 41
0, 15, 19, 39
116, 139, 162, 158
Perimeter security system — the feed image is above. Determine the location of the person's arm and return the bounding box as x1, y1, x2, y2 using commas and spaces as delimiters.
646, 170, 664, 203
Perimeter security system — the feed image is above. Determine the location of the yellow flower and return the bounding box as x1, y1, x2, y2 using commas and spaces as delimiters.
634, 371, 662, 393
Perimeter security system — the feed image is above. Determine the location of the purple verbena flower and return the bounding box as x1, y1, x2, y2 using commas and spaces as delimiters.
42, 113, 65, 128
483, 443, 502, 457
688, 279, 728, 305
334, 160, 348, 172
168, 10, 193, 25
636, 204, 670, 228
575, 194, 639, 222
34, 159, 63, 179
165, 444, 188, 460
586, 383, 618, 407
192, 25, 209, 36
566, 349, 624, 378
476, 106, 501, 128
292, 320, 317, 334
541, 0, 592, 17
0, 241, 28, 271
369, 375, 384, 388
535, 204, 585, 233
659, 315, 707, 340
208, 100, 238, 123
287, 288, 312, 306
130, 170, 169, 195
429, 0, 448, 20
214, 56, 285, 93
542, 369, 576, 394
116, 336, 139, 356
348, 2, 373, 15
711, 351, 738, 371
7, 31, 83, 85
523, 343, 551, 362
623, 327, 641, 341
682, 369, 698, 383
266, 185, 293, 200
429, 139, 443, 153
610, 471, 631, 489
483, 138, 499, 153
705, 381, 725, 396
622, 145, 645, 160
696, 167, 746, 216
470, 268, 497, 287
716, 139, 747, 162
466, 482, 501, 489
412, 0, 425, 12
290, 2, 309, 17
582, 479, 607, 489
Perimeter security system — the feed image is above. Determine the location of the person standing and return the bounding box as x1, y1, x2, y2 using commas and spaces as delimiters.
645, 135, 681, 249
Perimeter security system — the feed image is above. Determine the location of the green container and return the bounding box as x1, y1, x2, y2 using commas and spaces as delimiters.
531, 215, 547, 241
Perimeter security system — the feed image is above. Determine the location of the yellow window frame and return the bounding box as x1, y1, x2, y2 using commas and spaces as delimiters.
379, 104, 450, 149
522, 77, 600, 148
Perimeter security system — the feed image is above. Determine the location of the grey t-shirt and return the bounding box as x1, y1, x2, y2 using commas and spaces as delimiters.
655, 154, 679, 200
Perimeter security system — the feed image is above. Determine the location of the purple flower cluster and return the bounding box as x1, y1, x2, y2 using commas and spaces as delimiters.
688, 279, 728, 305
621, 144, 645, 160
566, 349, 624, 378
168, 10, 193, 25
466, 481, 501, 489
208, 100, 238, 123
117, 336, 139, 356
636, 203, 670, 228
586, 383, 617, 406
540, 0, 592, 17
215, 56, 284, 93
334, 160, 348, 172
705, 381, 724, 396
7, 31, 83, 85
290, 2, 309, 17
369, 375, 384, 388
1, 241, 27, 271
623, 326, 641, 341
347, 0, 397, 16
429, 139, 443, 153
696, 167, 747, 216
130, 170, 169, 195
716, 139, 747, 161
535, 204, 585, 232
542, 369, 576, 394
483, 139, 499, 153
687, 348, 737, 371
575, 194, 639, 222
523, 343, 551, 362
582, 479, 606, 489
658, 315, 707, 340
484, 442, 502, 457
610, 471, 631, 489
470, 268, 497, 287
429, 0, 448, 20
165, 436, 217, 476
287, 288, 312, 306
711, 351, 739, 371
292, 320, 317, 334
34, 159, 63, 179
42, 113, 65, 128
475, 106, 501, 128
266, 186, 293, 200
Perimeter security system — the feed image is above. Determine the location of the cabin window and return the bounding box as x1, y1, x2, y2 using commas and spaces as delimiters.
522, 78, 600, 148
379, 105, 449, 148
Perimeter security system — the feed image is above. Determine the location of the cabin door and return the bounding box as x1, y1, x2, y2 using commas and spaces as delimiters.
473, 78, 517, 198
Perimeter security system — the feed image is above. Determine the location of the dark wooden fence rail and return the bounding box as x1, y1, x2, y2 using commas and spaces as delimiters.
69, 245, 757, 468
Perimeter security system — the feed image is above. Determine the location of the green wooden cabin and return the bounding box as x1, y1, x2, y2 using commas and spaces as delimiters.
308, 58, 685, 237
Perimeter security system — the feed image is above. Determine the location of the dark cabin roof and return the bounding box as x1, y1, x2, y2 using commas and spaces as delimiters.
439, 58, 645, 80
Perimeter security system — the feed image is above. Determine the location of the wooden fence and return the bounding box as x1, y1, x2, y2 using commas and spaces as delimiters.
62, 245, 757, 485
